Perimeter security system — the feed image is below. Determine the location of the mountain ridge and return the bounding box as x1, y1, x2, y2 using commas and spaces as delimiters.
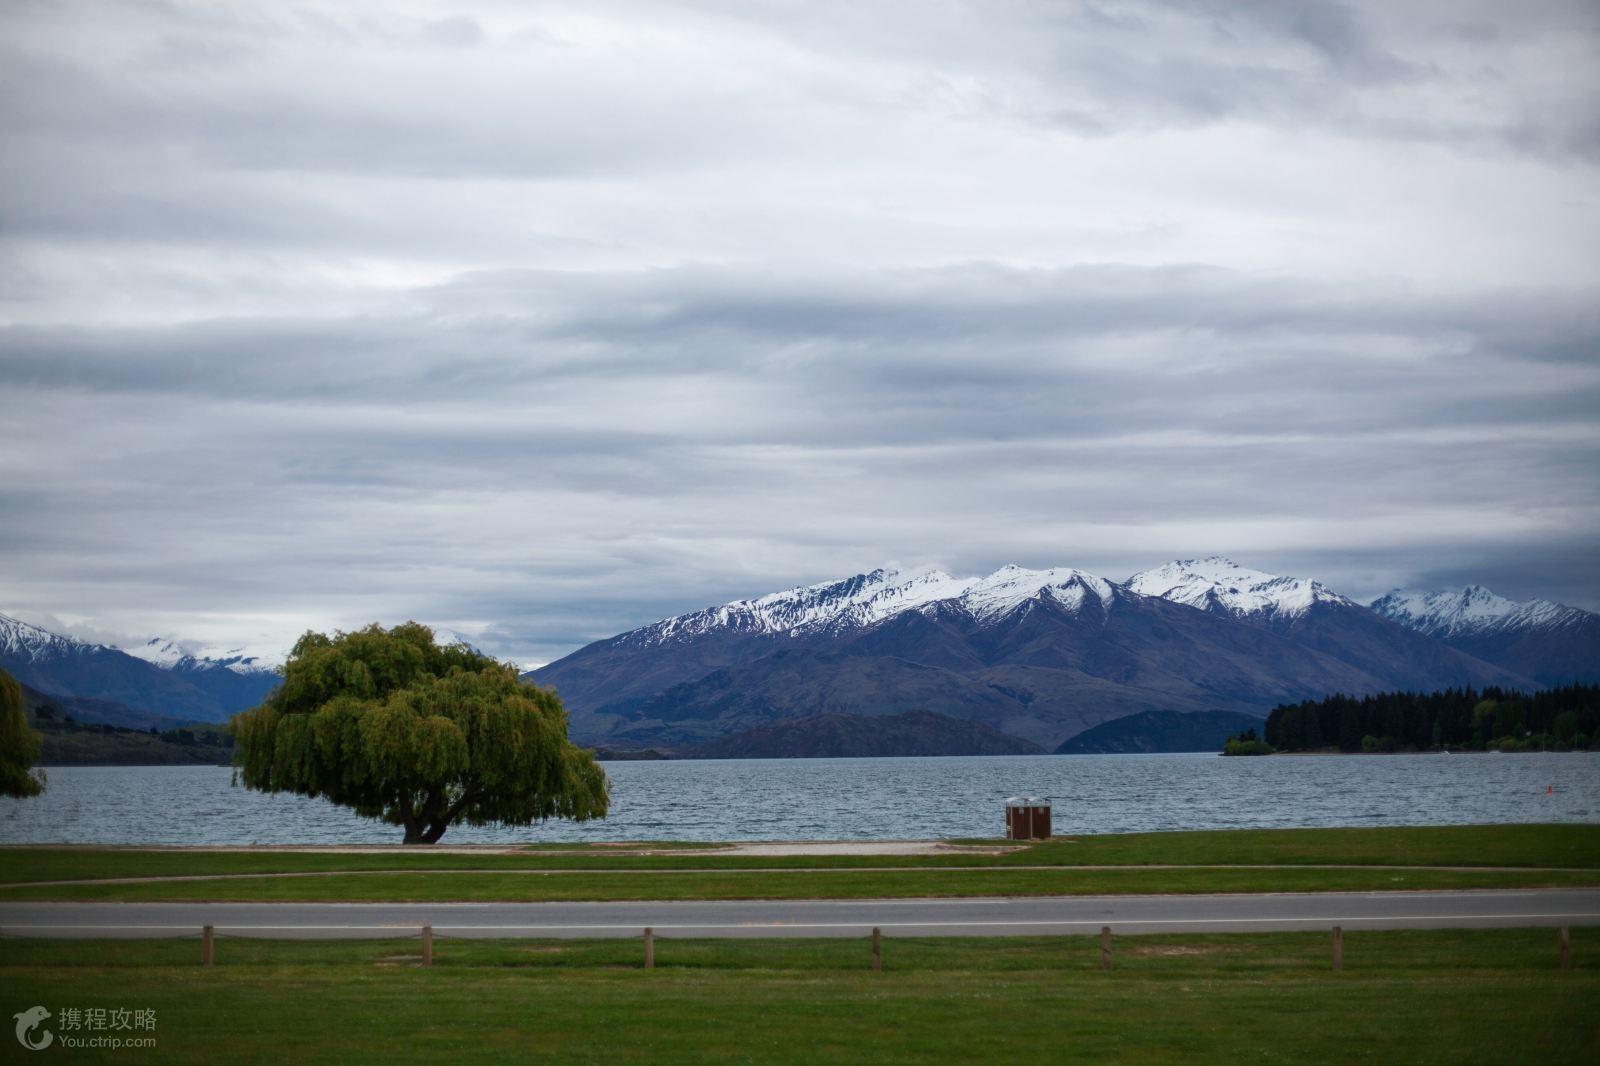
531, 559, 1540, 751
1370, 585, 1600, 686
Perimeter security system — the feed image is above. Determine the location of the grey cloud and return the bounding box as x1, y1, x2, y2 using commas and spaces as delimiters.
5, 263, 1596, 426
419, 17, 485, 50
1, 1, 1596, 661
3, 261, 1597, 658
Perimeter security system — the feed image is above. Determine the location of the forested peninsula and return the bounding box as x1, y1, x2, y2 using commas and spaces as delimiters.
1264, 684, 1600, 754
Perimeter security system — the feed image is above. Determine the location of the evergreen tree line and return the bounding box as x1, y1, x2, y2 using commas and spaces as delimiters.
1264, 685, 1600, 753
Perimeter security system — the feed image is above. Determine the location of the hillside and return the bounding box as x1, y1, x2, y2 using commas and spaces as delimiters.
1055, 709, 1267, 754
22, 683, 235, 766
688, 709, 1044, 759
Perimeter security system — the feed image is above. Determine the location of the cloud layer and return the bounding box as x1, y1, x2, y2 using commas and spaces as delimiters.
2, 0, 1597, 664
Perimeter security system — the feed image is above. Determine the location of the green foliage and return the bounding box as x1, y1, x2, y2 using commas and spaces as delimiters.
1265, 684, 1600, 753
0, 668, 46, 797
231, 623, 607, 843
1221, 726, 1274, 756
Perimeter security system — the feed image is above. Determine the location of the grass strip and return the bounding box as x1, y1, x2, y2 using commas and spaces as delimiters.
1, 824, 1595, 887
2, 928, 1593, 1064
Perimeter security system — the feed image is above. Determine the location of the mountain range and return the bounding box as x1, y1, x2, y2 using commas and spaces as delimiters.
0, 615, 502, 730
5, 558, 1595, 754
530, 558, 1597, 752
0, 613, 280, 726
1369, 586, 1600, 686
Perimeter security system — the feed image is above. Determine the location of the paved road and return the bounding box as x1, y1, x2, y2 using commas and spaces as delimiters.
3, 890, 1596, 939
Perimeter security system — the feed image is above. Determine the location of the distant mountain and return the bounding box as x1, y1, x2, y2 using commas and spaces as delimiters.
689, 709, 1044, 759
1370, 586, 1600, 685
1, 614, 520, 727
1125, 557, 1526, 696
532, 562, 1533, 751
17, 678, 196, 732
1054, 709, 1266, 754
2, 612, 230, 723
21, 683, 234, 766
120, 637, 281, 715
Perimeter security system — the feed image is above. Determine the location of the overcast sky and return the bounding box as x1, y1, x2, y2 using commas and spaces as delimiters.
2, 0, 1597, 667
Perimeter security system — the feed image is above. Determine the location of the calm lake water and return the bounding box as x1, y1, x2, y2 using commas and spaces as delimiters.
2, 753, 1596, 845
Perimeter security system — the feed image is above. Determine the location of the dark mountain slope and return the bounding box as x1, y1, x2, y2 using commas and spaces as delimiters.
690, 710, 1043, 759
1056, 709, 1265, 754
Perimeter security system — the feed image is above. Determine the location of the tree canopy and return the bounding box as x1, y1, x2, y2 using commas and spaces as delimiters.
1, 667, 46, 798
232, 622, 607, 843
1265, 684, 1600, 753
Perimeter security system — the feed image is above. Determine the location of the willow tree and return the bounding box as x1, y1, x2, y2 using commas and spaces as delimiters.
232, 622, 607, 844
1, 668, 45, 798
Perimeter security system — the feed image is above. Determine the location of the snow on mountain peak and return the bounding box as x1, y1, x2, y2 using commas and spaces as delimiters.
958, 566, 1115, 621
0, 612, 96, 661
634, 563, 1119, 646
645, 566, 968, 643
126, 636, 200, 669
1125, 557, 1352, 619
1370, 585, 1582, 636
118, 634, 282, 675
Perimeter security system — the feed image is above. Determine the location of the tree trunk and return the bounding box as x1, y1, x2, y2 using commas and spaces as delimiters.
420, 821, 449, 844
400, 786, 477, 845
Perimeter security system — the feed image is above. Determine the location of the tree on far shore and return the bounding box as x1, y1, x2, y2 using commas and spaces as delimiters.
231, 623, 608, 844
1, 668, 46, 798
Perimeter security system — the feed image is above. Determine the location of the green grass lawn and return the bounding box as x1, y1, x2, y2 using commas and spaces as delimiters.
2, 928, 1593, 1064
1, 825, 1595, 902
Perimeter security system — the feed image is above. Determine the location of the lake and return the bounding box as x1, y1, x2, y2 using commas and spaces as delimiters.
2, 752, 1596, 845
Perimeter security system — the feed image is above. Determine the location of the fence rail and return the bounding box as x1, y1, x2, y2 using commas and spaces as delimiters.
0, 922, 1582, 972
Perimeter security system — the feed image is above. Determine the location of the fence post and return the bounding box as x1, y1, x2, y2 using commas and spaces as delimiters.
644, 927, 654, 969
202, 925, 214, 967
1332, 926, 1343, 972
1100, 926, 1112, 972
422, 926, 433, 968
872, 927, 882, 972
1559, 927, 1571, 971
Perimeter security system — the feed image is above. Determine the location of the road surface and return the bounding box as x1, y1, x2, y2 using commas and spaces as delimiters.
2, 890, 1596, 939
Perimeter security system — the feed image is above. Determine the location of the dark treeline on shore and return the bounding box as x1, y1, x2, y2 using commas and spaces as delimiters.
1265, 685, 1600, 753
29, 700, 235, 766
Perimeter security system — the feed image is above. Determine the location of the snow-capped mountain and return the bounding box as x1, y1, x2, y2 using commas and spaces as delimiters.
1371, 586, 1599, 685
1125, 557, 1354, 620
117, 635, 282, 716
123, 636, 281, 676
1, 612, 281, 724
1121, 557, 1546, 696
531, 561, 1529, 751
2, 612, 227, 724
1, 611, 98, 665
125, 625, 490, 675
1370, 586, 1586, 637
